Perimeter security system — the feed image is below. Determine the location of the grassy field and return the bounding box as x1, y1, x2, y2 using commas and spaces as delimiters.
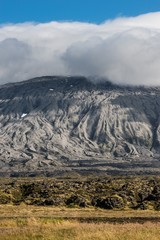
0, 176, 160, 239
0, 205, 160, 240
0, 218, 160, 240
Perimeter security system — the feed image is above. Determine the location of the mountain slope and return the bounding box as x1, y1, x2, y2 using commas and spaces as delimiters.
0, 76, 160, 176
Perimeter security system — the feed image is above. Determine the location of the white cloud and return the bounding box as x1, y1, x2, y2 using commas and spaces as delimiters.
0, 12, 160, 85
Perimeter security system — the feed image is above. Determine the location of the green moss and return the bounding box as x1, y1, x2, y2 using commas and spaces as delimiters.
0, 176, 159, 210
0, 190, 11, 204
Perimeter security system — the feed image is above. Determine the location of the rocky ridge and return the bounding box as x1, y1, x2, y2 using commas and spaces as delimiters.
0, 76, 160, 176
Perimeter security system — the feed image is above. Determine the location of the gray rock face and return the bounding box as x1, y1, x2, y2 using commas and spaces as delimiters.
0, 76, 160, 176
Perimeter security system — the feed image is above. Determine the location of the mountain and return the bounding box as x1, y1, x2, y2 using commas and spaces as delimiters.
0, 76, 160, 176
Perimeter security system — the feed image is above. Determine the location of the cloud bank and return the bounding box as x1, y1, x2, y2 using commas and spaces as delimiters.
0, 12, 160, 85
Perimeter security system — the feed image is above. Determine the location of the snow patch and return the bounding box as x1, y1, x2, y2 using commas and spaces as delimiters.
21, 113, 27, 118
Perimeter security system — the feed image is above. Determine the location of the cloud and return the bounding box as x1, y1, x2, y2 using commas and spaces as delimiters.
0, 12, 160, 85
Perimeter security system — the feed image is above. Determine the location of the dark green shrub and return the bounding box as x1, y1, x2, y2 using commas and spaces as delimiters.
0, 191, 11, 204
154, 201, 160, 211
65, 195, 87, 207
20, 183, 35, 198
93, 195, 125, 209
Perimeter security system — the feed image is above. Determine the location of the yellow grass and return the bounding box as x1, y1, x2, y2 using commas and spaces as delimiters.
1, 205, 160, 218
0, 205, 160, 240
0, 219, 160, 240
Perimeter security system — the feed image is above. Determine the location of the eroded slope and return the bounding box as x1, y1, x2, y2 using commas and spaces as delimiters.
0, 76, 160, 175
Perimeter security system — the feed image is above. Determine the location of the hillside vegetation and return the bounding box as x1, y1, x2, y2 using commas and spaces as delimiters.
0, 176, 160, 210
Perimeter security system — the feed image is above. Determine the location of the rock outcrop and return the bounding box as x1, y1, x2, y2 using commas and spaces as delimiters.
0, 76, 160, 176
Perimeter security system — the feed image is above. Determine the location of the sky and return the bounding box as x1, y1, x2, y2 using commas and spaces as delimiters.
1, 0, 160, 24
0, 1, 160, 86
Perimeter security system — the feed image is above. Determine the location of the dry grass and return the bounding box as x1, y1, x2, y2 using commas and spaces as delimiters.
0, 205, 160, 240
1, 205, 160, 218
0, 218, 160, 240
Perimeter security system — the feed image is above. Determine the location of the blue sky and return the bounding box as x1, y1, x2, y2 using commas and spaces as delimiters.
0, 0, 160, 24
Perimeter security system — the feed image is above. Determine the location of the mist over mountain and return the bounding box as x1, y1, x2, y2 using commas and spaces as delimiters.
1, 12, 160, 86
0, 76, 160, 176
